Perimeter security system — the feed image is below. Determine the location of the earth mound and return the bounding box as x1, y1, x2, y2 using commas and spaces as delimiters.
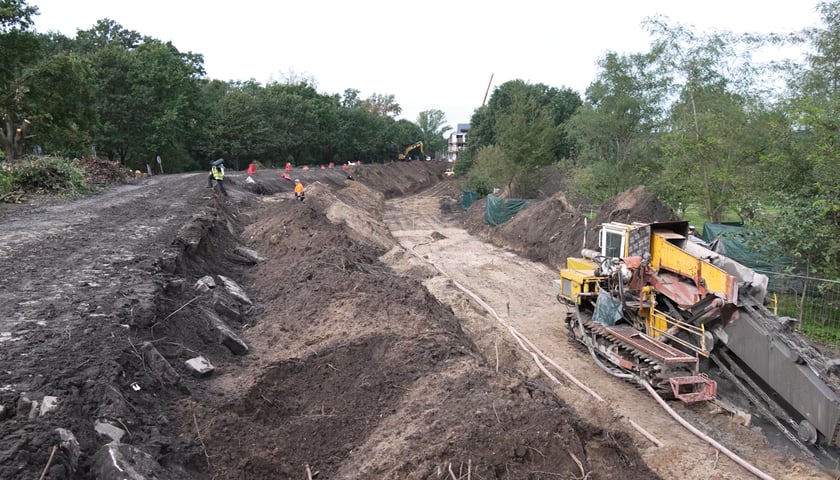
464, 184, 676, 268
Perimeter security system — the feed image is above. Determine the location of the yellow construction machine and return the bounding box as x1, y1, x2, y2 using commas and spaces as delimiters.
398, 141, 428, 161
559, 220, 840, 451
559, 221, 726, 402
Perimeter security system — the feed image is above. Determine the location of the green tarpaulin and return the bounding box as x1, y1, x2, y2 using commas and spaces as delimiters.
484, 195, 533, 225
462, 191, 479, 210
701, 222, 790, 272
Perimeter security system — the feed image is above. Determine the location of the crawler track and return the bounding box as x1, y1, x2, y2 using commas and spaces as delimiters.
566, 310, 706, 398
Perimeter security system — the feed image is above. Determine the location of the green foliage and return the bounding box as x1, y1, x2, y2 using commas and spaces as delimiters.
800, 322, 840, 345
360, 93, 401, 118
470, 80, 581, 161
467, 145, 511, 195
466, 80, 581, 198
416, 109, 451, 158
0, 164, 15, 196
81, 22, 205, 171
0, 0, 37, 32
777, 286, 840, 345
10, 155, 90, 195
755, 193, 840, 278
565, 50, 665, 201
389, 120, 424, 156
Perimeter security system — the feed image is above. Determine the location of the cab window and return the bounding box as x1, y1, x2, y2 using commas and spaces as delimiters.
603, 230, 624, 258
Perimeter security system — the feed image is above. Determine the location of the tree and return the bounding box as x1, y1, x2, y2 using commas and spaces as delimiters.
466, 80, 581, 196
468, 145, 511, 196
80, 20, 205, 170
416, 109, 451, 159
642, 17, 779, 220
754, 0, 840, 277
387, 119, 424, 162
205, 80, 275, 167
0, 2, 97, 161
261, 80, 339, 166
660, 87, 764, 222
564, 50, 665, 202
0, 0, 40, 160
74, 18, 141, 53
361, 93, 401, 118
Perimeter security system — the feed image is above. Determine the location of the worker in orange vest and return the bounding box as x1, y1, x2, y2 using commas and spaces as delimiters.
294, 178, 305, 202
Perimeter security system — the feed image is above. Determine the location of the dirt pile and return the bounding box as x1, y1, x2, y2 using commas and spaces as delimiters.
77, 157, 137, 186
464, 184, 676, 269
347, 160, 448, 198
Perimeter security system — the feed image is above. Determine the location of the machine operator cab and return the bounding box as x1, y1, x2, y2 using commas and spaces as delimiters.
598, 221, 690, 260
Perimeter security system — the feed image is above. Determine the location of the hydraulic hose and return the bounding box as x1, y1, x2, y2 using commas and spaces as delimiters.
640, 380, 776, 480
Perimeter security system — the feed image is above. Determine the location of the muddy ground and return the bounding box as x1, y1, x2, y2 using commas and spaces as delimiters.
0, 161, 835, 479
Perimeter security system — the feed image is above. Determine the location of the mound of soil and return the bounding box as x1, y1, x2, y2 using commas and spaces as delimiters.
465, 184, 676, 269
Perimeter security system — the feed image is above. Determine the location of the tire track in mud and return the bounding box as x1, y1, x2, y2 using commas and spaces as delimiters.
0, 174, 208, 334
381, 188, 835, 480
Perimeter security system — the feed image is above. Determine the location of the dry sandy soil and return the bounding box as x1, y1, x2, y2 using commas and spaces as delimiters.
0, 160, 836, 479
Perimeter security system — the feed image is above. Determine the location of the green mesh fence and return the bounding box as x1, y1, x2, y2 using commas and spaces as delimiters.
462, 191, 479, 210
484, 195, 533, 226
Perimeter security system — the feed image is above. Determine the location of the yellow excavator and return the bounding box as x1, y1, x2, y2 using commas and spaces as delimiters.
398, 141, 428, 161
559, 220, 840, 451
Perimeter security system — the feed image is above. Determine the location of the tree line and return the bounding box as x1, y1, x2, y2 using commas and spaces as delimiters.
462, 2, 840, 279
0, 1, 452, 172
3, 0, 838, 278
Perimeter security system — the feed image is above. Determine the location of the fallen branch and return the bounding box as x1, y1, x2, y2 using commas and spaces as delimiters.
192, 413, 211, 470
162, 296, 199, 322
126, 338, 147, 373
626, 418, 663, 448
494, 338, 499, 373
38, 445, 57, 480
492, 402, 501, 424
567, 450, 590, 480
0, 190, 25, 204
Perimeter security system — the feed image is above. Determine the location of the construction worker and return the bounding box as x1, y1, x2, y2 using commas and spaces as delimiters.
208, 161, 227, 196
294, 178, 304, 202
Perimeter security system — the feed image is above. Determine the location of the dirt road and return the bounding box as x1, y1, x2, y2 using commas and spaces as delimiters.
380, 182, 836, 480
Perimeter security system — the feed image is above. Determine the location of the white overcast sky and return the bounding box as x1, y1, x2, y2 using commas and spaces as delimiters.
31, 0, 822, 127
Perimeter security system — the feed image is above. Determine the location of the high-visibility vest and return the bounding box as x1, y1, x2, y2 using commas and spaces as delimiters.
211, 166, 224, 180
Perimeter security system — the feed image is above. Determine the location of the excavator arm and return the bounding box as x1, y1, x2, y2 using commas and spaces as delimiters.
398, 141, 426, 161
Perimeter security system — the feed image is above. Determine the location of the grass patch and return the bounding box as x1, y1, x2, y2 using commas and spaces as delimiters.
679, 204, 742, 236
771, 291, 840, 345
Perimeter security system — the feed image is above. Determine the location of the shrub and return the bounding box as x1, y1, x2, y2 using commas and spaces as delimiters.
0, 164, 14, 198
11, 155, 90, 195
